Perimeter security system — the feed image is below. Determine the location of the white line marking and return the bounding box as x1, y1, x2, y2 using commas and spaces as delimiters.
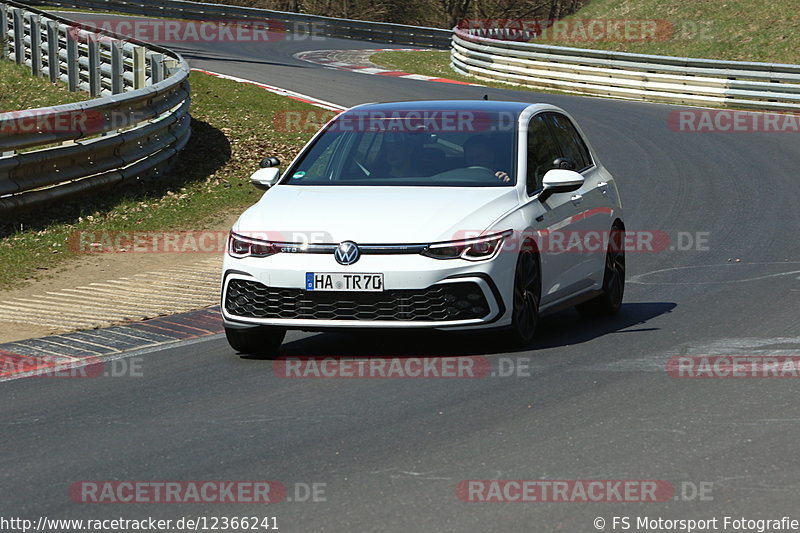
630, 262, 800, 285
192, 69, 346, 111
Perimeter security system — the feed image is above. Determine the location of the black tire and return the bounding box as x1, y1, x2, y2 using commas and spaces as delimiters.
576, 223, 625, 317
225, 326, 286, 358
507, 250, 541, 346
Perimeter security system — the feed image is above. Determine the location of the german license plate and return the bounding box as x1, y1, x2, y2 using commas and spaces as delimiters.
305, 272, 384, 292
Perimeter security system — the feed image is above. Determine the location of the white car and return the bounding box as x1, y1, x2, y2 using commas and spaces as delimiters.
222, 101, 625, 356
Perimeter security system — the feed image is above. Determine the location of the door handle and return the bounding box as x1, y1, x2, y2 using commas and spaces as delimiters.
597, 181, 609, 195
571, 194, 583, 204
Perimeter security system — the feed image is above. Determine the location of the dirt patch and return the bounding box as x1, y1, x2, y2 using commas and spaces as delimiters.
0, 213, 239, 343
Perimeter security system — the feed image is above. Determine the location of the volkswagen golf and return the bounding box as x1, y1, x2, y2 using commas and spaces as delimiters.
221, 100, 625, 356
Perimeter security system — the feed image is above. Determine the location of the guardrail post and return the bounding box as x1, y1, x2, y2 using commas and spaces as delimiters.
0, 5, 9, 60
46, 20, 59, 82
149, 53, 163, 84
66, 30, 78, 91
87, 37, 100, 96
111, 40, 124, 94
132, 46, 145, 89
28, 14, 41, 76
163, 57, 179, 75
12, 8, 23, 65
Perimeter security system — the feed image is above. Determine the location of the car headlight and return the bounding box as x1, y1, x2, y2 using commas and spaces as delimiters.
228, 232, 279, 258
422, 230, 512, 261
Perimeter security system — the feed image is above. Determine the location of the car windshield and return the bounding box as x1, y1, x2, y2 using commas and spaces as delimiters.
283, 110, 517, 187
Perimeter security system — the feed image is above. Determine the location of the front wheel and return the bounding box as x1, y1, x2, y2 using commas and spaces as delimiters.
225, 326, 286, 358
576, 224, 625, 316
507, 251, 541, 346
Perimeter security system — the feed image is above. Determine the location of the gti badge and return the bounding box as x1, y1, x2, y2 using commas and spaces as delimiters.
334, 241, 360, 265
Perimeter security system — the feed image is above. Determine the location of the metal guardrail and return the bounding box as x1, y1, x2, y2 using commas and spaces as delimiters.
17, 0, 453, 49
452, 27, 800, 111
0, 0, 190, 212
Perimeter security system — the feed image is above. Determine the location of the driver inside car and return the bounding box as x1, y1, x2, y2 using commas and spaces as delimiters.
384, 138, 416, 178
463, 135, 511, 182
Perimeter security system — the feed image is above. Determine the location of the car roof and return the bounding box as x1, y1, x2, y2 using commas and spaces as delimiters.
344, 100, 537, 117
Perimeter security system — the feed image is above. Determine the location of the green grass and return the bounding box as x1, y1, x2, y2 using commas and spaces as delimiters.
0, 59, 90, 111
372, 50, 472, 82
536, 0, 799, 64
0, 71, 326, 289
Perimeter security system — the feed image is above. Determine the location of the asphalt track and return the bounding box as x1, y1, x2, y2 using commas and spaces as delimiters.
2, 13, 800, 532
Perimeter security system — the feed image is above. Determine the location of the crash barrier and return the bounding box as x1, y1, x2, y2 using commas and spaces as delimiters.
451, 27, 800, 111
0, 0, 190, 211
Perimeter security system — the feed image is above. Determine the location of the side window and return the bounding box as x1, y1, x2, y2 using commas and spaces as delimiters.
337, 132, 379, 181
360, 132, 383, 167
526, 115, 561, 195
302, 133, 344, 180
545, 113, 592, 171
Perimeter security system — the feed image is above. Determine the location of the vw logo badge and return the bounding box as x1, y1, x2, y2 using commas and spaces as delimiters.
334, 241, 360, 265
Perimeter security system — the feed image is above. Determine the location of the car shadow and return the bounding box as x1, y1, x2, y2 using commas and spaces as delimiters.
274, 302, 677, 358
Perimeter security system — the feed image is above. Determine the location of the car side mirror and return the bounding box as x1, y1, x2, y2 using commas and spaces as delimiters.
553, 157, 576, 170
260, 156, 281, 168
538, 169, 584, 202
250, 167, 281, 190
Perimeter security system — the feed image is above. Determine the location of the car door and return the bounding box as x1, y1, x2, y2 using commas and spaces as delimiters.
544, 112, 612, 288
523, 113, 589, 306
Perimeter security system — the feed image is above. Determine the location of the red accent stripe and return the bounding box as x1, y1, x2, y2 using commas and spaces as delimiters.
287, 95, 341, 112
0, 350, 55, 377
569, 207, 614, 224
157, 320, 214, 335
431, 78, 474, 85
0, 350, 37, 361
179, 312, 220, 323
180, 312, 224, 327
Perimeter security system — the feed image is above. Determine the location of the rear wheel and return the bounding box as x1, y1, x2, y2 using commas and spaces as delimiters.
577, 223, 625, 316
225, 326, 286, 358
508, 250, 541, 346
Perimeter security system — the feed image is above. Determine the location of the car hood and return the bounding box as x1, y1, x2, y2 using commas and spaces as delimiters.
234, 185, 519, 243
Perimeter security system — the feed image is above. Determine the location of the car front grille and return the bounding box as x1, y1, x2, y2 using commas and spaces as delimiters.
225, 278, 490, 322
